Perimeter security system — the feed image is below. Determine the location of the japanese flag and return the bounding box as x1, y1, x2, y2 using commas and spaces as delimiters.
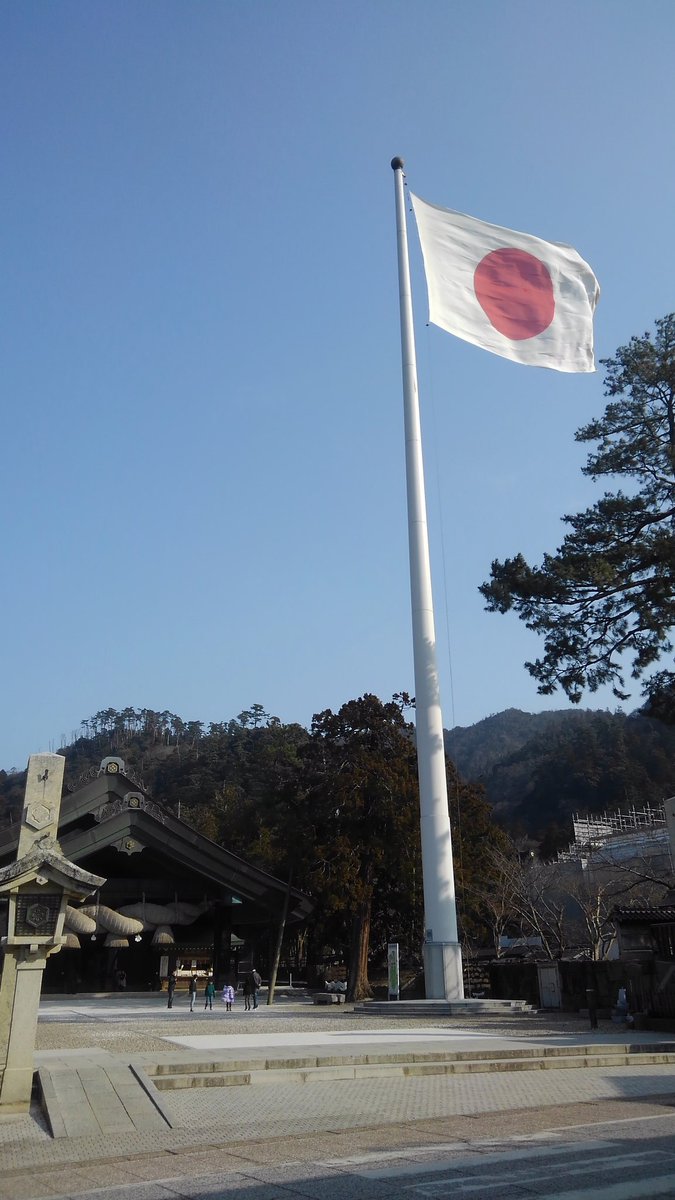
410, 193, 600, 373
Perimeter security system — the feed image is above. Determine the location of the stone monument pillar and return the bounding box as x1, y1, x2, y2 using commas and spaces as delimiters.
0, 753, 104, 1111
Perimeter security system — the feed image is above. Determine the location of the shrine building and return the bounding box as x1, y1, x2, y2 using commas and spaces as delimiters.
0, 756, 313, 993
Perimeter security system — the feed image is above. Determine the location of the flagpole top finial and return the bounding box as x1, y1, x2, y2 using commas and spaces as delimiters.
391, 156, 405, 171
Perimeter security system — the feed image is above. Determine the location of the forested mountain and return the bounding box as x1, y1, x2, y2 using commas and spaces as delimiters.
445, 708, 675, 850
445, 708, 578, 779
0, 705, 302, 828
3, 703, 675, 855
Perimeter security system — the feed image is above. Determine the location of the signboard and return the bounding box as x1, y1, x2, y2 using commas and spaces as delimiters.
387, 942, 400, 1001
159, 954, 169, 979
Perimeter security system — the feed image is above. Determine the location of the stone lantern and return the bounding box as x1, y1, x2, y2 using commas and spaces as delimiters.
1, 841, 102, 952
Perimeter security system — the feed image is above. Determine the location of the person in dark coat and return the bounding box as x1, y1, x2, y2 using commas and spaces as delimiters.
188, 974, 198, 1012
242, 969, 258, 1008
250, 968, 262, 1010
242, 974, 253, 1011
167, 972, 177, 1009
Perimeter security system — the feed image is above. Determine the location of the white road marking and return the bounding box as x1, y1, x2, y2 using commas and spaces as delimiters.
496, 1177, 675, 1200
359, 1140, 617, 1178
400, 1152, 670, 1196
321, 1112, 675, 1170
526, 1110, 675, 1133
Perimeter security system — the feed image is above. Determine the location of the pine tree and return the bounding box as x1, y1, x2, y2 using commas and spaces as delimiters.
480, 314, 675, 707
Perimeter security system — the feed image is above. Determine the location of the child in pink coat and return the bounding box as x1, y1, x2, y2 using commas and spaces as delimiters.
221, 982, 235, 1011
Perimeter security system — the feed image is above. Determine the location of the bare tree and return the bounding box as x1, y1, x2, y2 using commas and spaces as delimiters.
478, 838, 673, 962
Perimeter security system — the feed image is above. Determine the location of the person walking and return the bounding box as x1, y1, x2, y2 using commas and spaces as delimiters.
242, 973, 252, 1011
250, 967, 262, 1010
188, 974, 198, 1012
221, 981, 234, 1011
204, 977, 216, 1010
167, 972, 177, 1009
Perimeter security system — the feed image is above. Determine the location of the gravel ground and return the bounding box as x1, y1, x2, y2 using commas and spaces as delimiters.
34, 1003, 619, 1056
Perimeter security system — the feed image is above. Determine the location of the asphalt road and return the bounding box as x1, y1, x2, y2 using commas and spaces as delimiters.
6, 1104, 675, 1200
348, 1118, 675, 1200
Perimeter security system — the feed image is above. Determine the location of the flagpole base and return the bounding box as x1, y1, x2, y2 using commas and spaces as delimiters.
423, 941, 464, 1000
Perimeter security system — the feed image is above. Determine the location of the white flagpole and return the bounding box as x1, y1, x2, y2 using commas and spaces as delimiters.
391, 157, 463, 1000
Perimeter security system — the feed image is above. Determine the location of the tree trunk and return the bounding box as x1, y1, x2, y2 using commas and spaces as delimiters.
346, 893, 373, 1002
267, 868, 292, 1005
304, 924, 324, 989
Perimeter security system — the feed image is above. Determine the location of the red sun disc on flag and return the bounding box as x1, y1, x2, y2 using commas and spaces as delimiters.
473, 248, 555, 341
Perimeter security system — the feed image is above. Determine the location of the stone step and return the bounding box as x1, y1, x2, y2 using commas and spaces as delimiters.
145, 1041, 675, 1091
352, 999, 536, 1016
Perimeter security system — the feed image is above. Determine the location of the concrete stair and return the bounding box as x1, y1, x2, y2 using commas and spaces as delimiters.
145, 1041, 675, 1092
352, 998, 536, 1016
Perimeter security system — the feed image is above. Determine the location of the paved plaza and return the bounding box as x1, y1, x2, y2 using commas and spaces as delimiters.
2, 993, 675, 1198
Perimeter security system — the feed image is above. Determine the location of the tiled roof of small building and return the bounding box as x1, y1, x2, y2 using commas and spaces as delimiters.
612, 906, 675, 923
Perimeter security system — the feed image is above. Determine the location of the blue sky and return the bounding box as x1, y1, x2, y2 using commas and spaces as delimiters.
2, 1, 674, 770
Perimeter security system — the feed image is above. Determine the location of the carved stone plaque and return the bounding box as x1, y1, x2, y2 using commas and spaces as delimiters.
24, 803, 54, 832
15, 893, 61, 937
